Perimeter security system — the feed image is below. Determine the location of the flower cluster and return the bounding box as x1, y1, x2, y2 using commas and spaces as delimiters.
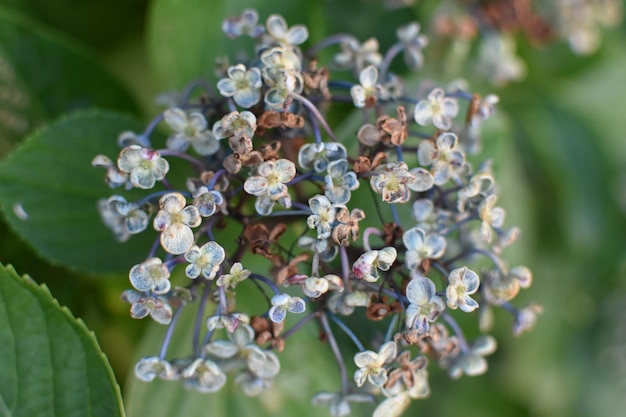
94, 9, 540, 417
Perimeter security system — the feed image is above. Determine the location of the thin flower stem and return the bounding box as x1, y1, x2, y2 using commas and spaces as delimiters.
258, 209, 311, 218
227, 98, 237, 113
193, 281, 213, 356
218, 284, 229, 312
250, 273, 281, 295
320, 313, 350, 394
159, 306, 184, 360
328, 80, 354, 90
200, 305, 221, 353
339, 246, 351, 290
282, 312, 316, 340
308, 107, 323, 145
180, 78, 216, 101
147, 235, 162, 259
379, 41, 404, 83
156, 149, 206, 171
137, 190, 176, 208
395, 145, 404, 162
384, 313, 399, 343
306, 33, 358, 58
443, 313, 469, 352
327, 312, 365, 351
141, 113, 165, 143
390, 203, 401, 226
207, 169, 227, 190
291, 92, 336, 141
363, 227, 382, 252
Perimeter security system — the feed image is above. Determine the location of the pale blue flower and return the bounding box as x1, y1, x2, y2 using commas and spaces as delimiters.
164, 108, 220, 155
184, 241, 226, 280
129, 257, 171, 294
405, 276, 445, 333
298, 142, 347, 172
117, 145, 169, 189
217, 64, 262, 108
402, 227, 446, 270
325, 159, 359, 204
268, 293, 306, 323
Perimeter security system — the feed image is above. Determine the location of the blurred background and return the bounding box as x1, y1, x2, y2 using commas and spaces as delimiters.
0, 0, 624, 416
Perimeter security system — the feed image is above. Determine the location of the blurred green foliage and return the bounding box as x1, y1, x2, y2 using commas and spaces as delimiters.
0, 0, 624, 416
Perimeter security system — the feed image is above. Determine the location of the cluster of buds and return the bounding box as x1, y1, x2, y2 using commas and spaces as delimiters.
94, 9, 540, 417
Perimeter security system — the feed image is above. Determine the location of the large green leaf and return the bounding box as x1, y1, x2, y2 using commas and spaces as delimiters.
0, 263, 125, 417
0, 110, 156, 274
0, 6, 138, 154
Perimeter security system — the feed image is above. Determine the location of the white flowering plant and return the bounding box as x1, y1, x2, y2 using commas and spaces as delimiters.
0, 1, 622, 417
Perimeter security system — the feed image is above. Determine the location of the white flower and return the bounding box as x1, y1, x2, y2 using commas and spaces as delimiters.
402, 227, 446, 270
350, 65, 381, 108
184, 241, 226, 280
117, 145, 169, 189
405, 276, 445, 333
353, 341, 397, 387
446, 267, 480, 312
268, 293, 306, 323
164, 108, 220, 155
217, 64, 263, 108
153, 192, 201, 255
352, 247, 397, 282
414, 88, 459, 130
244, 159, 296, 215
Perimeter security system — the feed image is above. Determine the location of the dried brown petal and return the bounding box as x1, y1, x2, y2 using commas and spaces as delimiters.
382, 222, 403, 246
229, 135, 253, 154
353, 156, 372, 174
223, 154, 242, 173
275, 253, 310, 286
371, 152, 387, 169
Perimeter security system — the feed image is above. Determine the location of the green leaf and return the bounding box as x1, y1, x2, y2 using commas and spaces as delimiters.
124, 299, 364, 417
0, 263, 125, 417
0, 110, 156, 275
0, 6, 138, 154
